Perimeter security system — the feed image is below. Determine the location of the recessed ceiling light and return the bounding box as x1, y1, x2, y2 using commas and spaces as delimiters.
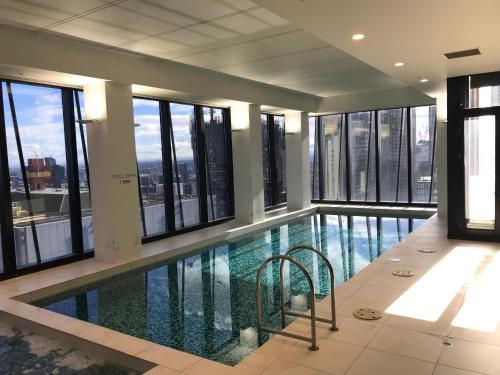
394, 62, 405, 67
352, 34, 365, 41
420, 78, 429, 83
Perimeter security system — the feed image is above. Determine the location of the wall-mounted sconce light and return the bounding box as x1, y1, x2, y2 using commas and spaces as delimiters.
76, 119, 101, 126
285, 121, 301, 134
134, 123, 141, 127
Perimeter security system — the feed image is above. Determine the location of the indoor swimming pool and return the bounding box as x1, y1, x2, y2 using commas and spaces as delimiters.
33, 213, 428, 366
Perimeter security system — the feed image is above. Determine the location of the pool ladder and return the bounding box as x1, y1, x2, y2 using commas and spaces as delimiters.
256, 245, 338, 351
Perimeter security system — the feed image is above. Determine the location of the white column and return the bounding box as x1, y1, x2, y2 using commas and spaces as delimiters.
83, 81, 141, 262
436, 95, 448, 217
230, 103, 265, 224
285, 111, 311, 211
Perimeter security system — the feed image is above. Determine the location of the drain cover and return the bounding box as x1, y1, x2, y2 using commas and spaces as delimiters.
441, 339, 453, 348
418, 247, 437, 253
389, 257, 401, 262
392, 269, 415, 277
353, 308, 382, 321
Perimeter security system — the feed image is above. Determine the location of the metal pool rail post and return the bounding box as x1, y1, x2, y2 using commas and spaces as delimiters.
281, 245, 338, 332
256, 255, 319, 351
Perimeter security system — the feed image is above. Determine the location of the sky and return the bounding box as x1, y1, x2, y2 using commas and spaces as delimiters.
1, 83, 200, 171
3, 82, 67, 168
133, 98, 196, 162
1, 81, 434, 172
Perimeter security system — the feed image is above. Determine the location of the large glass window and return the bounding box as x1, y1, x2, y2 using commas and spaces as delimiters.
312, 105, 436, 205
261, 114, 271, 207
322, 114, 347, 201
378, 108, 408, 202
348, 111, 376, 201
467, 79, 500, 108
133, 99, 233, 239
261, 114, 286, 208
133, 98, 166, 237
411, 106, 437, 203
1, 81, 94, 268
274, 115, 286, 205
170, 103, 199, 229
464, 116, 496, 230
203, 107, 231, 221
309, 117, 319, 200
74, 91, 93, 252
4, 82, 71, 267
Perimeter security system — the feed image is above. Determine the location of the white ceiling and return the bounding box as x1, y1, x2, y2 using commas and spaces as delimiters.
0, 0, 404, 97
254, 0, 500, 98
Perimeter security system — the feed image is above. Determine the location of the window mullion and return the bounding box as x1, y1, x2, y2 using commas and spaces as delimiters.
268, 114, 278, 206
223, 109, 235, 217
345, 114, 351, 202
195, 105, 208, 223
407, 107, 413, 203
374, 111, 381, 202
6, 81, 42, 265
62, 88, 84, 255
317, 116, 324, 200
160, 101, 175, 232
0, 81, 16, 275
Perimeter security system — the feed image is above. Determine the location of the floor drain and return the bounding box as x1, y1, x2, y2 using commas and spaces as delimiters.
418, 247, 437, 254
389, 257, 401, 262
353, 308, 382, 321
441, 339, 453, 348
392, 269, 415, 277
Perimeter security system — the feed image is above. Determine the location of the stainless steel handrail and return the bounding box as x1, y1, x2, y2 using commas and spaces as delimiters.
256, 254, 319, 351
281, 245, 338, 332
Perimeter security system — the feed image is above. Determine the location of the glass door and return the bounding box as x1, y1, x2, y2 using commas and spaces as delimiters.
464, 115, 496, 230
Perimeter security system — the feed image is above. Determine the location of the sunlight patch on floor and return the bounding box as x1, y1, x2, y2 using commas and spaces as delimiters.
452, 251, 500, 332
385, 247, 489, 322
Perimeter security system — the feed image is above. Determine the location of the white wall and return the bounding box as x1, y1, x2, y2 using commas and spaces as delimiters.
84, 81, 141, 262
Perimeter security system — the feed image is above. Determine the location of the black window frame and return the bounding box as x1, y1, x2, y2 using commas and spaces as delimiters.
310, 105, 437, 208
448, 71, 500, 241
262, 113, 287, 210
134, 96, 235, 244
0, 80, 93, 280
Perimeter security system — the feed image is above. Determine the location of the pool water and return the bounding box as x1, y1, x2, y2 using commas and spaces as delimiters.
34, 213, 427, 366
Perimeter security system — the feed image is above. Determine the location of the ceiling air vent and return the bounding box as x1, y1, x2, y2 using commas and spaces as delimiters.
444, 48, 481, 59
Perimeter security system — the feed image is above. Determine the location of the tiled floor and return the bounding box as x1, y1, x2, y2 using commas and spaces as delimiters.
2, 210, 500, 375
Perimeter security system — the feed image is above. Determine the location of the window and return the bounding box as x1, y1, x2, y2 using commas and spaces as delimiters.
312, 105, 436, 205
4, 82, 71, 266
74, 91, 93, 252
0, 81, 92, 272
261, 113, 286, 208
321, 114, 347, 201
170, 103, 200, 229
261, 114, 271, 207
378, 108, 408, 202
203, 107, 231, 221
348, 112, 376, 201
133, 98, 166, 237
467, 76, 500, 108
309, 117, 319, 200
133, 98, 233, 240
464, 116, 495, 229
411, 106, 437, 203
274, 115, 286, 205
